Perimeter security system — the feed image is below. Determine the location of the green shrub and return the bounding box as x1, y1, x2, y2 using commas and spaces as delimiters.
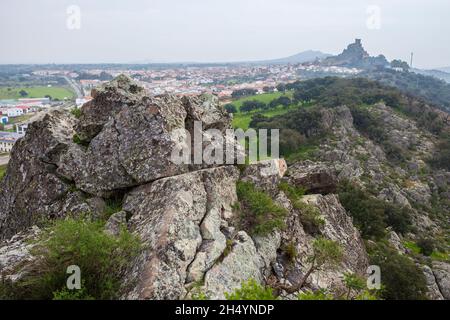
384, 204, 413, 235
6, 218, 141, 300
295, 201, 325, 236
338, 181, 413, 239
236, 181, 287, 236
338, 181, 386, 239
225, 279, 277, 300
368, 242, 428, 300
73, 134, 89, 147
279, 181, 324, 235
417, 237, 435, 256
70, 108, 82, 119
52, 286, 94, 300
103, 197, 123, 220
312, 237, 344, 268
281, 241, 298, 263
278, 181, 305, 199
298, 289, 334, 300
343, 272, 366, 299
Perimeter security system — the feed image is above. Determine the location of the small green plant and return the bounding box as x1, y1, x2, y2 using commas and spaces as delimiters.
298, 289, 334, 300
6, 218, 141, 300
278, 181, 305, 199
189, 280, 209, 300
225, 279, 277, 300
343, 272, 366, 299
52, 285, 94, 300
276, 237, 343, 294
403, 241, 421, 255
354, 290, 379, 300
70, 107, 82, 119
281, 241, 298, 263
103, 197, 123, 220
222, 239, 234, 259
295, 201, 325, 236
279, 181, 324, 235
416, 237, 435, 256
73, 134, 89, 147
236, 181, 287, 236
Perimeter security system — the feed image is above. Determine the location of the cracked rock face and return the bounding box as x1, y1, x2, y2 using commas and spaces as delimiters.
0, 111, 96, 240
432, 262, 450, 300
121, 166, 240, 299
0, 75, 242, 238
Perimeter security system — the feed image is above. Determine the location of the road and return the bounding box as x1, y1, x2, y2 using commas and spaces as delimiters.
64, 76, 84, 99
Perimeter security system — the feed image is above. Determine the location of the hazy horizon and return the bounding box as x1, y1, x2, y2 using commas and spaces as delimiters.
1, 0, 450, 69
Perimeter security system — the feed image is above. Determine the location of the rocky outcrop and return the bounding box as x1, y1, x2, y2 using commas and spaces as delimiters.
121, 166, 240, 299
422, 265, 444, 300
0, 111, 96, 240
0, 76, 372, 300
0, 75, 241, 239
0, 226, 40, 282
432, 262, 450, 300
286, 161, 338, 194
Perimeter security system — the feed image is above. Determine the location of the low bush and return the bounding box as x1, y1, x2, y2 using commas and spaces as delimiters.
1, 218, 141, 300
298, 289, 334, 300
338, 181, 412, 239
236, 181, 287, 236
416, 237, 435, 256
279, 181, 324, 235
368, 242, 428, 300
225, 279, 277, 300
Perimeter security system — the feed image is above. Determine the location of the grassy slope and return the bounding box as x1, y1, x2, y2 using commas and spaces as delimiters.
0, 86, 75, 100
231, 91, 296, 130
0, 164, 7, 179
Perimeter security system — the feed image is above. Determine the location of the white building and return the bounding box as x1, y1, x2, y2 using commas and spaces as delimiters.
16, 123, 28, 135
0, 138, 15, 153
0, 132, 22, 153
6, 108, 24, 117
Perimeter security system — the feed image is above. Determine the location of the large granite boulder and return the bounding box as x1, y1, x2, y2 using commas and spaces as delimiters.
286, 161, 338, 194
0, 111, 95, 240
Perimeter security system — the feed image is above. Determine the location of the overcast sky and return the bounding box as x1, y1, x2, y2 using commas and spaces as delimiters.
1, 0, 449, 68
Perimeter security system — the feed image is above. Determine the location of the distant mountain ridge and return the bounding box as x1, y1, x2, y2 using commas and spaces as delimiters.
255, 50, 332, 65
438, 66, 450, 73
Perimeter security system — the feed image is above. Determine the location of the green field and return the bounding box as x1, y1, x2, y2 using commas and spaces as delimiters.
231, 91, 293, 110
230, 91, 298, 130
0, 86, 75, 100
232, 105, 301, 130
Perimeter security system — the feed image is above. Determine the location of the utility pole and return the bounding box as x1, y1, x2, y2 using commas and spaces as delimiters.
410, 52, 414, 68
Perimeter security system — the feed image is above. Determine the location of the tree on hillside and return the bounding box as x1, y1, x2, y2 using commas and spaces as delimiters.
240, 100, 266, 113
224, 103, 237, 114
231, 88, 258, 98
19, 90, 28, 97
273, 238, 343, 294
391, 59, 410, 72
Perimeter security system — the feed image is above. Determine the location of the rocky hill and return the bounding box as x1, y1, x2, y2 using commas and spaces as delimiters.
319, 39, 389, 69
0, 75, 448, 300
